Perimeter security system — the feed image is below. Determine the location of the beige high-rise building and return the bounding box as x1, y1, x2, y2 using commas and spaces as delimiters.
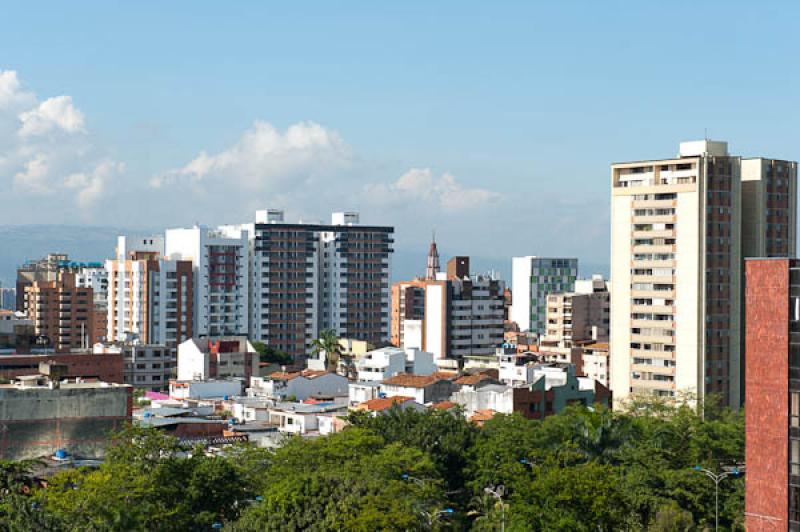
25, 272, 98, 352
610, 140, 796, 408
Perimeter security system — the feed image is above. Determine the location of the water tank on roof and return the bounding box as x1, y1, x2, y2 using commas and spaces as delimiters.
54, 449, 68, 460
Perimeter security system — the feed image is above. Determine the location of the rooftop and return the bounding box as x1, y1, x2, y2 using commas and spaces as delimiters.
430, 400, 457, 411
381, 372, 456, 388
356, 396, 416, 412
267, 369, 329, 381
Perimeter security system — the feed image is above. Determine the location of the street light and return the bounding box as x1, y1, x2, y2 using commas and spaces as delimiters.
484, 484, 507, 532
419, 508, 454, 530
692, 465, 743, 532
401, 473, 428, 488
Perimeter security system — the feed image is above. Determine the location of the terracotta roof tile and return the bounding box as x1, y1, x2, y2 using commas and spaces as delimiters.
356, 396, 415, 411
454, 373, 495, 385
430, 401, 457, 410
469, 409, 496, 424
268, 370, 329, 381
382, 373, 452, 388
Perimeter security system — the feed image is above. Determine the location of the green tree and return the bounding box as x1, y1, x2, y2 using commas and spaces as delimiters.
311, 329, 349, 376
230, 428, 446, 531
251, 340, 293, 366
41, 426, 251, 531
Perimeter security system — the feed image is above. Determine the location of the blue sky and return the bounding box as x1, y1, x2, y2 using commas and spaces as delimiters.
1, 1, 798, 279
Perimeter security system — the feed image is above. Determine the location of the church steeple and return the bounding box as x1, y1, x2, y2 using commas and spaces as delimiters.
425, 231, 440, 280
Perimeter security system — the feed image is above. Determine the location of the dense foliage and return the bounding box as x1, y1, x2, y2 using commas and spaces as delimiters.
251, 341, 293, 366
0, 397, 744, 531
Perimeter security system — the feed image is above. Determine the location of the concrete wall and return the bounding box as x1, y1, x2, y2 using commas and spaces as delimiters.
0, 385, 132, 460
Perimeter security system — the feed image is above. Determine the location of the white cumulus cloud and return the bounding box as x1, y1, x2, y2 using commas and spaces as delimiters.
0, 70, 118, 217
151, 120, 351, 189
0, 70, 35, 110
365, 167, 501, 212
18, 95, 86, 137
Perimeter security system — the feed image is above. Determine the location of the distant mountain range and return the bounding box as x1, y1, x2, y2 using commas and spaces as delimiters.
0, 225, 608, 289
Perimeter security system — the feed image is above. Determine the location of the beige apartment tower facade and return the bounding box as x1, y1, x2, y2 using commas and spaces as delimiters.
610, 140, 797, 408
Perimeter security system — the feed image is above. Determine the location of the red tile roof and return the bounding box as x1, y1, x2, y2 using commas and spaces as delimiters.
356, 396, 415, 412
454, 373, 495, 386
430, 400, 457, 410
469, 409, 496, 425
381, 371, 457, 388
268, 370, 329, 381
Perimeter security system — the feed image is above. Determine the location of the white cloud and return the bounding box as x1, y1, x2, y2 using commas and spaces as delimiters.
0, 70, 117, 216
151, 120, 351, 189
14, 153, 50, 192
365, 167, 501, 212
0, 71, 35, 110
64, 160, 125, 208
18, 95, 86, 137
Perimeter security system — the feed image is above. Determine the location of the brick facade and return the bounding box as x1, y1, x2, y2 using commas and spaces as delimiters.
745, 259, 790, 530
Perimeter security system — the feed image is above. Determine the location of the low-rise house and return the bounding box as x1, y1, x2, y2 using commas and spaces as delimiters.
95, 343, 175, 391
349, 381, 381, 406
581, 342, 609, 388
451, 384, 514, 417
135, 409, 227, 440
177, 337, 258, 382
453, 371, 501, 392
354, 396, 425, 415
356, 346, 435, 381
267, 400, 348, 435
230, 398, 272, 423
379, 372, 457, 404
452, 362, 610, 420
224, 423, 281, 448
249, 370, 348, 401
169, 378, 243, 400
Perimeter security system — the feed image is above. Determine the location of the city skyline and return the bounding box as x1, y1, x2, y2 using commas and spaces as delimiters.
2, 2, 799, 279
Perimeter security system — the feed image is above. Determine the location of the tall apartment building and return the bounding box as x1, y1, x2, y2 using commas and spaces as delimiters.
16, 253, 68, 313
744, 258, 799, 530
165, 226, 249, 338
240, 210, 392, 359
609, 140, 796, 407
741, 158, 798, 258
510, 257, 578, 334
320, 212, 392, 347
391, 254, 505, 361
25, 271, 98, 351
544, 274, 610, 346
106, 236, 194, 347
391, 280, 426, 347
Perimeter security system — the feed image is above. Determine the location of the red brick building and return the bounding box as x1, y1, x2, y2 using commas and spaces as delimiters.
744, 258, 797, 530
0, 352, 124, 383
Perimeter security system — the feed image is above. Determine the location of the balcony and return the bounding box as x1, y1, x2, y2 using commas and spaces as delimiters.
630, 319, 673, 329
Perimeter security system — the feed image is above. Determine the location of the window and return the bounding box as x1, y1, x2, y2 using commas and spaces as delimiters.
793, 393, 800, 428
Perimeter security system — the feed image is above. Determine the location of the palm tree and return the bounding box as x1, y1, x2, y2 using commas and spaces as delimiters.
311, 329, 343, 374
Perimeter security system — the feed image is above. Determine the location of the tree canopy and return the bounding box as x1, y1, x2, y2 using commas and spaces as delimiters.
1, 396, 745, 531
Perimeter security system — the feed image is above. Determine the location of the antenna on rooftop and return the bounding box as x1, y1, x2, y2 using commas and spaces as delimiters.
704, 128, 708, 141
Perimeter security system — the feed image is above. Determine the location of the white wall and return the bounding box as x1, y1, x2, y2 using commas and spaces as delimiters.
510, 257, 532, 331
425, 284, 445, 359
177, 340, 208, 381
